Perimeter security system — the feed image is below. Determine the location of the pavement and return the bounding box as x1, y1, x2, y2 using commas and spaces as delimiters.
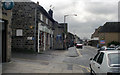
0, 63, 2, 75
2, 47, 83, 74
2, 46, 97, 74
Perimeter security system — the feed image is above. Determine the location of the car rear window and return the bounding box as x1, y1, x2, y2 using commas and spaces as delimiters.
108, 53, 120, 67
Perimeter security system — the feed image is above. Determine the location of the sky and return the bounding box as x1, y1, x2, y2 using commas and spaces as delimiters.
31, 0, 119, 39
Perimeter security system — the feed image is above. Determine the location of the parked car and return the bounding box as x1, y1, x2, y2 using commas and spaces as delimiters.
98, 46, 116, 52
89, 50, 120, 74
76, 43, 83, 49
116, 46, 120, 50
109, 44, 116, 48
98, 46, 107, 52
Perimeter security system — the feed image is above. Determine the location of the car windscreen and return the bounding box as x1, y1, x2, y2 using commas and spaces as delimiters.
108, 53, 120, 67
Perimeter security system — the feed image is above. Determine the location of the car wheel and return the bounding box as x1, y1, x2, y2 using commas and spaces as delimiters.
90, 68, 94, 75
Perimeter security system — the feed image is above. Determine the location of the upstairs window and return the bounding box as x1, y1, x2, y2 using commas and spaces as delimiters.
40, 13, 43, 21
46, 18, 48, 24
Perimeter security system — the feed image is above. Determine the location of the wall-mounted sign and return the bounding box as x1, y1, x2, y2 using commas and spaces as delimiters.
27, 37, 32, 40
100, 40, 105, 44
56, 35, 62, 41
27, 37, 35, 40
16, 29, 23, 36
2, 0, 14, 10
38, 23, 53, 34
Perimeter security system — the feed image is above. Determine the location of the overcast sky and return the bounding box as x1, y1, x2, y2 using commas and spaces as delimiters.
31, 0, 119, 39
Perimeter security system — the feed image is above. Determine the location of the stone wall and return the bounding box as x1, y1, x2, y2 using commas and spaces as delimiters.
53, 22, 64, 50
1, 8, 12, 62
12, 2, 36, 51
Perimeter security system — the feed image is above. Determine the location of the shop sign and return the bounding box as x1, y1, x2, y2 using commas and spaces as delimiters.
100, 40, 105, 44
2, 0, 14, 10
27, 37, 32, 40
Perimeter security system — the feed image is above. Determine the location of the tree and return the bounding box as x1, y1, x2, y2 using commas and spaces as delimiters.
107, 41, 120, 46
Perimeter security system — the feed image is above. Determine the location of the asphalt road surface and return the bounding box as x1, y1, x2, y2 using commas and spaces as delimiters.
3, 46, 98, 74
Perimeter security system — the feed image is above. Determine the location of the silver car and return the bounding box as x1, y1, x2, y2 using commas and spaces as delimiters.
89, 50, 120, 75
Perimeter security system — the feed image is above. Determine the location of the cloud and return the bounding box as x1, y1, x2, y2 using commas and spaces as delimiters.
31, 0, 118, 39
84, 2, 118, 15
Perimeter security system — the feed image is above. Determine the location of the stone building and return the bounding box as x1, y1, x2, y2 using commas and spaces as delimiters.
58, 23, 68, 49
66, 32, 75, 47
0, 2, 13, 62
99, 22, 120, 46
12, 2, 54, 53
90, 26, 102, 47
53, 22, 65, 50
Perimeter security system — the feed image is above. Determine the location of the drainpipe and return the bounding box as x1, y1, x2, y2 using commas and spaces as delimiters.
34, 8, 37, 52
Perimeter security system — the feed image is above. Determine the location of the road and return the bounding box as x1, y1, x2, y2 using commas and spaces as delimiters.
2, 46, 98, 74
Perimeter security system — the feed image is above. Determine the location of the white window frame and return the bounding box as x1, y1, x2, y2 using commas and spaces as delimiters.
40, 13, 43, 21
46, 18, 48, 24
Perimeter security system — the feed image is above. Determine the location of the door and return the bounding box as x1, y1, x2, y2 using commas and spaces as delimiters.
95, 52, 104, 73
0, 21, 2, 62
92, 52, 100, 73
2, 20, 7, 62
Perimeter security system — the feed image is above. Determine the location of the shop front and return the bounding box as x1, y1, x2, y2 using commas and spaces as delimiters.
38, 23, 53, 53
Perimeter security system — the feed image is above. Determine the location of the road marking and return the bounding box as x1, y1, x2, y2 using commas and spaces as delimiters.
78, 65, 90, 72
76, 48, 82, 57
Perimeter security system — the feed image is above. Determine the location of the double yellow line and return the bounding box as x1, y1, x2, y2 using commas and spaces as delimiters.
78, 65, 90, 72
75, 48, 90, 72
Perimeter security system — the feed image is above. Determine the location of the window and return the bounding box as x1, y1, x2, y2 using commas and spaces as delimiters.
93, 52, 100, 61
108, 53, 120, 66
97, 52, 104, 65
40, 13, 43, 21
16, 29, 23, 36
46, 18, 48, 24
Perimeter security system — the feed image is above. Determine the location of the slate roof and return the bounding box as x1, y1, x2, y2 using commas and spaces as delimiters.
99, 22, 120, 33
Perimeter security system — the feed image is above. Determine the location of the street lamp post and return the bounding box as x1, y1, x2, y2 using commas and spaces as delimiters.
63, 14, 77, 49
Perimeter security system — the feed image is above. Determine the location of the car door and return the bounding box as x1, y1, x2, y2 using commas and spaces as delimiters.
95, 52, 104, 73
91, 52, 100, 73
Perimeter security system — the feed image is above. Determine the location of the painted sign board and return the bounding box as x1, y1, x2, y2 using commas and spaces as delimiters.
100, 40, 105, 44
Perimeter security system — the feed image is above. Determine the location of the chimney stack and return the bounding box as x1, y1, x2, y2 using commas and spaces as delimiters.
37, 1, 39, 5
48, 9, 53, 18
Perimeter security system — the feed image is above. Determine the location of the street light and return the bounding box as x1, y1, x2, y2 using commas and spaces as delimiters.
64, 14, 77, 24
63, 14, 77, 49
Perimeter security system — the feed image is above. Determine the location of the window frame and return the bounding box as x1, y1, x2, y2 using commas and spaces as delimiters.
40, 13, 43, 21
93, 52, 100, 62
96, 52, 104, 65
46, 18, 48, 24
